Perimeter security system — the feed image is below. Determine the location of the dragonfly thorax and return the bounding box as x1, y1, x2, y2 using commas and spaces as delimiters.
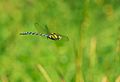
48, 33, 62, 40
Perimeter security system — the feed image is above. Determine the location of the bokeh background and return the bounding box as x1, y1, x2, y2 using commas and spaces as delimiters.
0, 0, 120, 82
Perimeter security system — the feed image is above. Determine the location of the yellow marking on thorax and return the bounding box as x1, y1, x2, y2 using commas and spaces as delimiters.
48, 33, 62, 40
53, 34, 58, 38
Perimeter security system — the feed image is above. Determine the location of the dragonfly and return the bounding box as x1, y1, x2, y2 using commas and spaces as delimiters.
20, 23, 69, 41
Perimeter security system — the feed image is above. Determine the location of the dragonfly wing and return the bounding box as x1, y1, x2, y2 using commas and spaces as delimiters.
44, 25, 50, 34
60, 35, 69, 41
34, 23, 40, 32
34, 23, 50, 34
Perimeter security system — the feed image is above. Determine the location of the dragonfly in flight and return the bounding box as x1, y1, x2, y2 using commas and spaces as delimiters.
20, 23, 69, 41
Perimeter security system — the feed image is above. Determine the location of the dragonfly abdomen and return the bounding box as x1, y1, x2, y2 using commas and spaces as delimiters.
20, 32, 39, 35
20, 32, 48, 37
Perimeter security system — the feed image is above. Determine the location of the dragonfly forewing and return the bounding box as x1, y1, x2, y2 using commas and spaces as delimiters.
34, 23, 50, 34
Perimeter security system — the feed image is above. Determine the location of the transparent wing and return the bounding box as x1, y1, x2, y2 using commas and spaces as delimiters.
44, 25, 50, 34
34, 23, 50, 34
60, 34, 69, 41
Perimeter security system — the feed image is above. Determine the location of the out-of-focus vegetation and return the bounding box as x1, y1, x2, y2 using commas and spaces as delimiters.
0, 0, 120, 82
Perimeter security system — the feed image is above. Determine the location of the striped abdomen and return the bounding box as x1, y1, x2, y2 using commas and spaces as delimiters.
20, 32, 48, 37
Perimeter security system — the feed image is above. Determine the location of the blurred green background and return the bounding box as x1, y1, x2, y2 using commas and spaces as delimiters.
0, 0, 120, 82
